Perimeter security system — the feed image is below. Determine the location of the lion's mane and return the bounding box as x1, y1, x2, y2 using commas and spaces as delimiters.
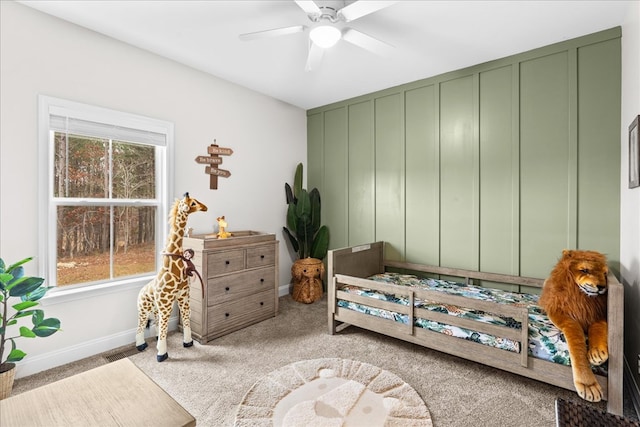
539, 249, 608, 329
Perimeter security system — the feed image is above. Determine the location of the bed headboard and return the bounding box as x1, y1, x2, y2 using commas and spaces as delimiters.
327, 242, 384, 281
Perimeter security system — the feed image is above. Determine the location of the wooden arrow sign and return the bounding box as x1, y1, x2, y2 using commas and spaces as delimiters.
205, 166, 231, 177
197, 141, 233, 189
195, 155, 222, 165
207, 145, 233, 156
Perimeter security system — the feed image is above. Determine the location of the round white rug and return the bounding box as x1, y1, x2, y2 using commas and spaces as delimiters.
234, 358, 432, 427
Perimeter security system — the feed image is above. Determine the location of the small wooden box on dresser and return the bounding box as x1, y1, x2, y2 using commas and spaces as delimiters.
183, 231, 279, 343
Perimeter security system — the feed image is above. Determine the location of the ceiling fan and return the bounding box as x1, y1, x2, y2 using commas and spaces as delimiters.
239, 0, 397, 71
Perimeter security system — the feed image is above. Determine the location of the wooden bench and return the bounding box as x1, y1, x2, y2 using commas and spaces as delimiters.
0, 358, 196, 426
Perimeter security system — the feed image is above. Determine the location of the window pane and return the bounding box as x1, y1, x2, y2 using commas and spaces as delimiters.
54, 133, 108, 198
56, 205, 111, 286
56, 205, 157, 286
113, 206, 157, 278
112, 141, 156, 199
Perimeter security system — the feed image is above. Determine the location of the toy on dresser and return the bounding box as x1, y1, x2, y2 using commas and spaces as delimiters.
215, 216, 233, 239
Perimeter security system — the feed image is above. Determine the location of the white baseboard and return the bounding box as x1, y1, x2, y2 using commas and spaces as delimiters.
279, 283, 291, 297
14, 316, 179, 379
18, 288, 294, 379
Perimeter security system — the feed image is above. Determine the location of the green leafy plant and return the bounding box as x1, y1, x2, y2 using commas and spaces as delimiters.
0, 256, 61, 372
283, 163, 330, 260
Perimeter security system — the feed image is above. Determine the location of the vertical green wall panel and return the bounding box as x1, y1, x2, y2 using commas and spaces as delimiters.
520, 52, 571, 278
307, 112, 323, 192
577, 39, 621, 269
479, 66, 518, 274
405, 85, 440, 264
375, 93, 404, 261
323, 107, 348, 250
348, 101, 375, 246
307, 28, 621, 279
440, 76, 478, 270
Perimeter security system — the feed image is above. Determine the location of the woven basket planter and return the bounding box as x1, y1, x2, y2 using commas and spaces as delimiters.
0, 363, 16, 400
291, 258, 324, 304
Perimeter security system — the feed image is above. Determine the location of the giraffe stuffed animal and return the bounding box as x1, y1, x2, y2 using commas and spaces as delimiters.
135, 192, 208, 362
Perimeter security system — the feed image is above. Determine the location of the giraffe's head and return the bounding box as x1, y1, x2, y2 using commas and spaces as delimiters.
178, 192, 208, 215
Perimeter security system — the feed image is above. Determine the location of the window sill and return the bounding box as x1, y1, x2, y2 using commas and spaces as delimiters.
40, 276, 153, 306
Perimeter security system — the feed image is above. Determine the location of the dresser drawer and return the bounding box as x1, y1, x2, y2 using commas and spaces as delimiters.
246, 245, 276, 269
206, 249, 244, 276
207, 267, 275, 305
208, 290, 275, 336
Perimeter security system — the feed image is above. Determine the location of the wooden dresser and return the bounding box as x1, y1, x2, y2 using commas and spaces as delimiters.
183, 231, 279, 343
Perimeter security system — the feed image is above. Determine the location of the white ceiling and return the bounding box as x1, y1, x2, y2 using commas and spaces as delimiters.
20, 0, 633, 110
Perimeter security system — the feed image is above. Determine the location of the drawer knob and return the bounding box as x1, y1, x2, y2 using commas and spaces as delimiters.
225, 260, 230, 265
260, 255, 265, 259
260, 278, 264, 283
225, 287, 230, 291
225, 313, 230, 317
260, 302, 264, 306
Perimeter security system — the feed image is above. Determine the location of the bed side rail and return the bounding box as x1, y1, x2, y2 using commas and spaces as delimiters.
384, 260, 545, 289
334, 273, 530, 367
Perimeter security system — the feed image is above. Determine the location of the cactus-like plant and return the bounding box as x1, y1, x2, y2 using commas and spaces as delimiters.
0, 257, 61, 373
283, 163, 329, 260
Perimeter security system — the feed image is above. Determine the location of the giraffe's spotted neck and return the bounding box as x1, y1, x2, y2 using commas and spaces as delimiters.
165, 210, 189, 254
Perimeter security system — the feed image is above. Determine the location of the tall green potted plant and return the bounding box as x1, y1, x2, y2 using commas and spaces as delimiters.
284, 163, 329, 303
0, 256, 61, 399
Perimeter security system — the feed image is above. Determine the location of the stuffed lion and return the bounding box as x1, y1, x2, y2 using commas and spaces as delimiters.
539, 249, 609, 402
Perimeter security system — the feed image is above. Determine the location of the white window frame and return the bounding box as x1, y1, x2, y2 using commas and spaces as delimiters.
38, 95, 174, 303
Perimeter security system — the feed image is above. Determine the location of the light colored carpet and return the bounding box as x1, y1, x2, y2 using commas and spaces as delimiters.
235, 358, 432, 426
10, 295, 637, 426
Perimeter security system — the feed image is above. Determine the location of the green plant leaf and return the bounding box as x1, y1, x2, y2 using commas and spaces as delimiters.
309, 188, 321, 231
293, 163, 303, 200
282, 227, 299, 254
19, 326, 36, 338
295, 189, 311, 222
31, 309, 44, 325
0, 258, 5, 273
23, 285, 49, 302
286, 203, 298, 233
284, 183, 295, 204
8, 276, 45, 298
6, 257, 34, 274
310, 225, 330, 260
13, 310, 36, 319
33, 318, 61, 337
7, 348, 26, 363
12, 300, 39, 311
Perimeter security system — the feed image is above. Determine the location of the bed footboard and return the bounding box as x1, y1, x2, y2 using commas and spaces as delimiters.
327, 242, 384, 334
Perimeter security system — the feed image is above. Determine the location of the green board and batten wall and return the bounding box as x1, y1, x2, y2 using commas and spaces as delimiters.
307, 27, 621, 280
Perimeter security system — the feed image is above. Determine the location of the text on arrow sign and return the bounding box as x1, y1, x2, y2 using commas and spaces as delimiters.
195, 156, 222, 164
207, 146, 233, 156
205, 166, 231, 177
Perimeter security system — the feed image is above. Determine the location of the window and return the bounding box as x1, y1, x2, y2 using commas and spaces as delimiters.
38, 96, 173, 290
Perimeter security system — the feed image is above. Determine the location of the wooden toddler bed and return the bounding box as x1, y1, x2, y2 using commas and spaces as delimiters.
327, 242, 624, 415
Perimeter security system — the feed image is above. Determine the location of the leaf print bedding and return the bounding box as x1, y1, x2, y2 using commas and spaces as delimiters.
337, 272, 606, 372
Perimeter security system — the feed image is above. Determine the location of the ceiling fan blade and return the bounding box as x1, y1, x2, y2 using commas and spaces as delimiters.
338, 1, 398, 22
294, 0, 321, 18
342, 28, 393, 56
305, 41, 324, 72
239, 25, 306, 41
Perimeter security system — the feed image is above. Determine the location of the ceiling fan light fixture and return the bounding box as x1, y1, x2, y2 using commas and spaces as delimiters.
309, 25, 341, 48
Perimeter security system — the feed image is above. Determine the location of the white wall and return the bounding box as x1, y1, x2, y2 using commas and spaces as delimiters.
0, 2, 306, 378
620, 0, 640, 396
